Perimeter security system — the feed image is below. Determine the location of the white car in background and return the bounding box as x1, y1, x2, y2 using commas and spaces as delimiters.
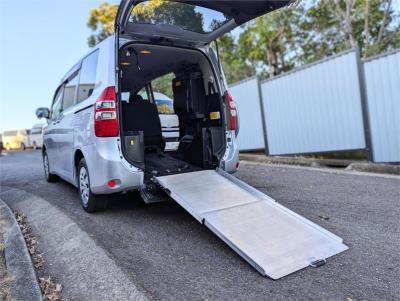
153, 92, 179, 151
2, 129, 30, 150
29, 123, 45, 149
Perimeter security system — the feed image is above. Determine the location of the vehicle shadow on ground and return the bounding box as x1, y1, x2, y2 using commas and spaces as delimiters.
106, 191, 193, 222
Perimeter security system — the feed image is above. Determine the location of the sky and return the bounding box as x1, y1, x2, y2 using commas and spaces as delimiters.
0, 0, 119, 132
0, 0, 399, 132
0, 0, 235, 132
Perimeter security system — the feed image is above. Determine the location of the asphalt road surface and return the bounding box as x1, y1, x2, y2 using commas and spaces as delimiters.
1, 150, 399, 301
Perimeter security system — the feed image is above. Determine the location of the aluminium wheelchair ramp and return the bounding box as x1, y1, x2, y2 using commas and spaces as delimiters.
154, 169, 348, 279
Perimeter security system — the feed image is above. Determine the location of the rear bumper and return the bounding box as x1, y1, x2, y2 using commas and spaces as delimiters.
221, 131, 239, 173
81, 138, 144, 194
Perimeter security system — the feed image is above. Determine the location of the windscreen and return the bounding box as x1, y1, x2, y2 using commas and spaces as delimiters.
128, 0, 232, 34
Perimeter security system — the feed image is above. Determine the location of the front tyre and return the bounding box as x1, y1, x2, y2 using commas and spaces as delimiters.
78, 158, 107, 213
43, 151, 59, 182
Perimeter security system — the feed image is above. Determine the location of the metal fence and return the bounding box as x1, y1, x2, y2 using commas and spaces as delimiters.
363, 49, 400, 163
229, 77, 265, 151
228, 48, 400, 163
260, 50, 366, 155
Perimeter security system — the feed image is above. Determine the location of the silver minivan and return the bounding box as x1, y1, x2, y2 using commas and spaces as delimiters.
36, 0, 290, 212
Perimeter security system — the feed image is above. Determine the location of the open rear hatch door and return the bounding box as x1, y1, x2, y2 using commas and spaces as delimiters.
115, 0, 292, 46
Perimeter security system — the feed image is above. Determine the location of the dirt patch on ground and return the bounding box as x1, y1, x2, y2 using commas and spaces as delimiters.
15, 212, 62, 301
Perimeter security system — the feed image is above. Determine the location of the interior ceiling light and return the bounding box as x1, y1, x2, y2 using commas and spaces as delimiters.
121, 62, 131, 66
140, 50, 151, 55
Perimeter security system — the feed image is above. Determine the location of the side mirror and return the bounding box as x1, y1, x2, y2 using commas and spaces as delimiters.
36, 107, 50, 119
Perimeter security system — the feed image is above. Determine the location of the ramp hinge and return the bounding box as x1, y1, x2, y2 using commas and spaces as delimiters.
310, 259, 326, 268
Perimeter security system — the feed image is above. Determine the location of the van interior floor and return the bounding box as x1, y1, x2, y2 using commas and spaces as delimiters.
144, 152, 202, 180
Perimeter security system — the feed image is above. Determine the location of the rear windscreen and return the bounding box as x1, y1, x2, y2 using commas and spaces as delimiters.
129, 1, 232, 34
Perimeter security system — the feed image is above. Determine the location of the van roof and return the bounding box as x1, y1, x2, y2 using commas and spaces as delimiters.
60, 36, 114, 84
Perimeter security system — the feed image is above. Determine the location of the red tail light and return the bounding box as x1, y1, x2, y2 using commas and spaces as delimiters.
94, 86, 119, 137
225, 91, 237, 131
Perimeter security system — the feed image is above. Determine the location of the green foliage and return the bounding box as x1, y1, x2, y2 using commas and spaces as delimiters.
130, 0, 204, 33
216, 34, 257, 83
236, 6, 302, 79
152, 73, 175, 99
87, 2, 118, 47
87, 0, 204, 47
298, 0, 400, 62
87, 0, 400, 83
298, 0, 346, 64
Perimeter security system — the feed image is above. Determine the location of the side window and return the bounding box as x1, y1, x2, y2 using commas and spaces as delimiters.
51, 87, 63, 120
121, 92, 130, 102
62, 72, 79, 110
152, 73, 175, 114
77, 50, 99, 103
126, 85, 150, 103
137, 87, 150, 102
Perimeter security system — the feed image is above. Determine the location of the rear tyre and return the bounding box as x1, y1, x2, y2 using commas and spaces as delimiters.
43, 151, 59, 182
78, 158, 108, 213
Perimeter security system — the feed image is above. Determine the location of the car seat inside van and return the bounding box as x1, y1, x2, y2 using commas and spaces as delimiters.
119, 44, 226, 182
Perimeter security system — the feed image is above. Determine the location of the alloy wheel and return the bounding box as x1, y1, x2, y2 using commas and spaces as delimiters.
43, 154, 49, 178
79, 166, 90, 206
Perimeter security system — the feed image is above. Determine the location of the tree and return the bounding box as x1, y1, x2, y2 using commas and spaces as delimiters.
87, 0, 400, 80
133, 0, 204, 33
236, 5, 302, 79
87, 2, 118, 47
298, 0, 349, 63
216, 33, 257, 84
152, 73, 175, 99
334, 0, 358, 48
87, 1, 204, 47
299, 0, 400, 61
360, 0, 400, 57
